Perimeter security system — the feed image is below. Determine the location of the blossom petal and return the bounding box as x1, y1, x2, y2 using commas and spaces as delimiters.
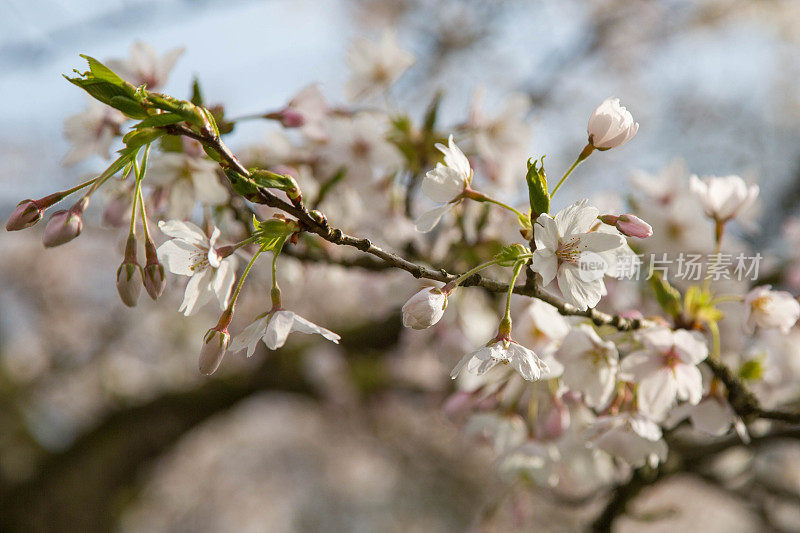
290, 314, 341, 344
263, 310, 295, 350
158, 219, 207, 245
415, 204, 452, 233
230, 317, 269, 358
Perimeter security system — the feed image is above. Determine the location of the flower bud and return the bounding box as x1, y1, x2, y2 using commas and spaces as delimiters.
116, 235, 142, 307
42, 198, 87, 248
600, 213, 652, 238
199, 326, 230, 376
142, 240, 166, 300
587, 98, 638, 150
401, 287, 448, 329
6, 200, 42, 231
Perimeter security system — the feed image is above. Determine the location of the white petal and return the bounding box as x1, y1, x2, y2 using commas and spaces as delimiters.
158, 219, 207, 245
531, 249, 558, 286
415, 204, 453, 233
290, 314, 341, 343
555, 200, 598, 237
637, 369, 677, 420
212, 259, 236, 310
179, 268, 214, 316
674, 363, 703, 405
557, 265, 605, 310
157, 240, 201, 276
229, 317, 269, 358
263, 310, 295, 350
421, 165, 465, 202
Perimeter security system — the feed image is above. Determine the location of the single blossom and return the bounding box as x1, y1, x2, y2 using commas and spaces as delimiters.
744, 285, 800, 334
588, 413, 668, 468
156, 220, 237, 316
621, 328, 709, 420
531, 200, 624, 310
598, 213, 653, 239
517, 299, 571, 352
148, 152, 229, 220
269, 85, 329, 141
556, 324, 619, 409
62, 100, 126, 165
451, 338, 549, 382
416, 135, 472, 232
689, 174, 758, 223
465, 412, 528, 454
106, 41, 184, 89
402, 287, 448, 329
229, 310, 340, 357
665, 396, 749, 442
587, 98, 639, 150
345, 30, 415, 100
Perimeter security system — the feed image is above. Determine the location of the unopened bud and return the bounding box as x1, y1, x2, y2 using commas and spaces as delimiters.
42, 198, 87, 248
116, 235, 142, 307
266, 109, 305, 128
6, 200, 42, 231
143, 240, 166, 300
599, 213, 652, 239
199, 326, 230, 375
402, 287, 448, 329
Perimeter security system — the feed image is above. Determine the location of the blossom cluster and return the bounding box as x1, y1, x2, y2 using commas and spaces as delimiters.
5, 35, 800, 507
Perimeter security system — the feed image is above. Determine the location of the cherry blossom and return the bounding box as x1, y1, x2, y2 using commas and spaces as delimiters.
63, 100, 126, 165
556, 324, 619, 409
531, 199, 624, 310
689, 174, 759, 224
415, 135, 472, 232
345, 30, 414, 100
229, 310, 340, 356
621, 328, 709, 420
401, 287, 448, 329
157, 220, 237, 316
589, 413, 668, 468
148, 151, 229, 220
106, 41, 184, 89
451, 338, 549, 382
587, 98, 639, 150
744, 285, 800, 334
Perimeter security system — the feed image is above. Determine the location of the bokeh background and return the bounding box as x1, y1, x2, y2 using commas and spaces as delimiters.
2, 0, 800, 531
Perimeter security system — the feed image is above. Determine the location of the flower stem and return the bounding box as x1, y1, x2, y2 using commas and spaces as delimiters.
708, 320, 721, 360
445, 259, 499, 291
228, 243, 268, 312
550, 144, 594, 198
465, 189, 527, 220
503, 261, 526, 323
270, 238, 287, 308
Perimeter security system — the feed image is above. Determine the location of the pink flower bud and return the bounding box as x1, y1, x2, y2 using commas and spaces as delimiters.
199, 326, 230, 376
616, 214, 652, 238
42, 199, 86, 248
142, 240, 166, 300
599, 213, 652, 239
6, 200, 42, 231
401, 287, 448, 329
266, 109, 305, 128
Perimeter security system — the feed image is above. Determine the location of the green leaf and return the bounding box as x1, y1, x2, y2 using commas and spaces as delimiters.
494, 243, 531, 267
80, 55, 133, 92
252, 216, 299, 250
739, 358, 764, 381
135, 113, 185, 128
190, 77, 204, 106
225, 168, 258, 198
123, 127, 163, 150
65, 56, 145, 118
526, 156, 549, 217
99, 149, 140, 182
250, 169, 300, 199
649, 273, 682, 318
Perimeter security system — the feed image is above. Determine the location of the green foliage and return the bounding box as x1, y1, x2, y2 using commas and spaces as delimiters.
649, 273, 682, 318
494, 243, 531, 267
253, 215, 298, 250
64, 55, 147, 118
526, 156, 549, 217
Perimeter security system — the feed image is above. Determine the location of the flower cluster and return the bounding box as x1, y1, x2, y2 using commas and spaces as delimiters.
6, 37, 800, 515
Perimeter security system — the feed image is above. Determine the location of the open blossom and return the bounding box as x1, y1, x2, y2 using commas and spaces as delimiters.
416, 135, 471, 232
531, 200, 624, 310
148, 150, 229, 220
318, 113, 403, 183
229, 310, 340, 356
517, 299, 571, 352
465, 412, 528, 454
556, 325, 619, 409
689, 174, 758, 223
666, 396, 748, 441
345, 30, 414, 100
621, 328, 709, 420
106, 41, 184, 89
744, 285, 800, 334
63, 100, 126, 165
451, 338, 549, 382
156, 221, 236, 316
587, 98, 638, 150
402, 287, 448, 329
588, 413, 667, 468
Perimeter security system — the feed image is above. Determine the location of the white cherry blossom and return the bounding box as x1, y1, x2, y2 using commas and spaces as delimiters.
465, 412, 528, 454
148, 152, 229, 220
587, 98, 639, 150
345, 30, 414, 100
516, 299, 571, 353
689, 174, 759, 223
557, 324, 619, 409
106, 41, 184, 89
63, 100, 126, 165
531, 200, 624, 310
621, 328, 709, 420
229, 310, 340, 356
401, 287, 448, 329
589, 413, 668, 468
416, 135, 471, 232
666, 396, 748, 441
744, 285, 800, 334
318, 114, 402, 184
157, 220, 237, 316
451, 338, 549, 382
